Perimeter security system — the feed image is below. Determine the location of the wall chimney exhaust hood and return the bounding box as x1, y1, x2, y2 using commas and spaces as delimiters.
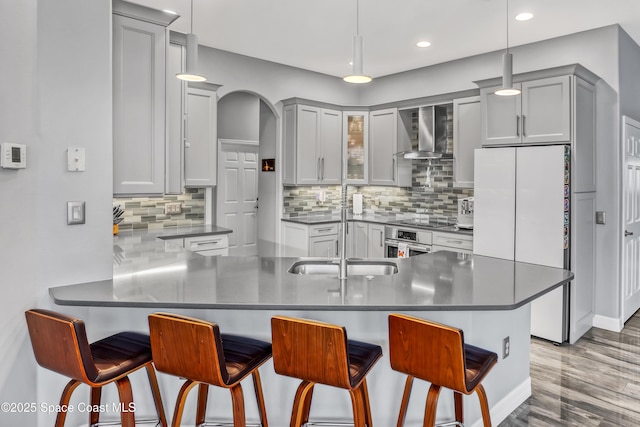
401, 105, 451, 160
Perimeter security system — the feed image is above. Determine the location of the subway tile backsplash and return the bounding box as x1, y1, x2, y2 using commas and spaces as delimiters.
114, 187, 206, 231
284, 160, 473, 219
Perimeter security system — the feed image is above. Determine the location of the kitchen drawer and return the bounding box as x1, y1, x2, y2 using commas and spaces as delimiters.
193, 247, 229, 257
184, 234, 229, 252
432, 232, 473, 251
309, 223, 339, 237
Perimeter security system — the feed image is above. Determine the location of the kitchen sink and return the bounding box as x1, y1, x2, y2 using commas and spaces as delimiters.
288, 259, 398, 276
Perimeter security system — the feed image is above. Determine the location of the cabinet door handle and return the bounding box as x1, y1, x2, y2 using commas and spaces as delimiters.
522, 115, 526, 137
445, 240, 464, 245
392, 158, 396, 179
380, 230, 383, 247
336, 240, 339, 256
321, 157, 325, 180
317, 158, 321, 181
516, 115, 520, 137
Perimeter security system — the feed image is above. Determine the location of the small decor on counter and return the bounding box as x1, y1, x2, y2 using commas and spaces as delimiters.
113, 205, 124, 235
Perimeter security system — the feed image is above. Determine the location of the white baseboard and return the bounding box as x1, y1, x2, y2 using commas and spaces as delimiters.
592, 314, 624, 332
471, 377, 532, 427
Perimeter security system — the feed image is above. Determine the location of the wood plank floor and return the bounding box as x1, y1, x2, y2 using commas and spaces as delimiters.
500, 313, 640, 426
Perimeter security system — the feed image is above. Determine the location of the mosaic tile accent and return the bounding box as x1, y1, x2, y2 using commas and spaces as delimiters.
283, 160, 473, 220
113, 188, 206, 231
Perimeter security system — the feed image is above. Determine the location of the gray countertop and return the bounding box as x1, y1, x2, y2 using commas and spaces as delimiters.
50, 228, 571, 311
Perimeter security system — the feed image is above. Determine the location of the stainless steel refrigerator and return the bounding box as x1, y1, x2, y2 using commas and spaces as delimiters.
473, 145, 572, 343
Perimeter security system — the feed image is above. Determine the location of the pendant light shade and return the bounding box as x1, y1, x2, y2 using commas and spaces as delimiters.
495, 52, 520, 96
176, 0, 207, 82
343, 0, 372, 84
495, 0, 520, 96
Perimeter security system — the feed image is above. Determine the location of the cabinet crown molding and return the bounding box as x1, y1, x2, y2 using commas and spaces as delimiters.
112, 0, 179, 27
474, 63, 600, 89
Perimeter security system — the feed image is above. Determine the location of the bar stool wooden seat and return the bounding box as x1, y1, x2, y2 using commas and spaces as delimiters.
388, 314, 498, 427
271, 316, 383, 427
25, 308, 167, 427
148, 312, 272, 427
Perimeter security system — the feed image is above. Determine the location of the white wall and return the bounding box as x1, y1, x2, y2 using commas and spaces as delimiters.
218, 91, 261, 141
360, 25, 621, 106
0, 0, 113, 425
199, 46, 361, 109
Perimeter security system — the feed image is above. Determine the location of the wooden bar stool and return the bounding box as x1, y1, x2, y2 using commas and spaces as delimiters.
271, 316, 382, 427
25, 308, 167, 427
388, 314, 498, 427
148, 312, 272, 427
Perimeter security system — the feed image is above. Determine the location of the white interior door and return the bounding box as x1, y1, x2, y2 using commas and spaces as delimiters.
623, 116, 640, 322
217, 140, 259, 256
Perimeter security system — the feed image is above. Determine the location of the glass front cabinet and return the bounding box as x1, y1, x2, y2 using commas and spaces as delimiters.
343, 111, 369, 184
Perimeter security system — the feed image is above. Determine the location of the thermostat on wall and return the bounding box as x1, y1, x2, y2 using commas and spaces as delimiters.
1, 143, 26, 169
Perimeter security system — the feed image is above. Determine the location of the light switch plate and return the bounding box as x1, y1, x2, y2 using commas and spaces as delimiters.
596, 211, 606, 225
67, 201, 85, 225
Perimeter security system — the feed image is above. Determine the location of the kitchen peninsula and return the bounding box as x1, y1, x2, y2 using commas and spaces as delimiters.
49, 229, 572, 426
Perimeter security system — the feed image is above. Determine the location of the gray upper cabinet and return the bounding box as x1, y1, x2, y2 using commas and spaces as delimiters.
112, 2, 177, 195
344, 112, 369, 185
283, 101, 342, 185
453, 96, 481, 188
184, 85, 218, 187
481, 75, 571, 146
369, 108, 411, 186
166, 36, 220, 191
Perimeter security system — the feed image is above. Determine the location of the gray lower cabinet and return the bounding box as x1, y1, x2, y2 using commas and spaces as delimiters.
112, 10, 171, 195
432, 231, 473, 255
282, 221, 339, 257
351, 222, 385, 258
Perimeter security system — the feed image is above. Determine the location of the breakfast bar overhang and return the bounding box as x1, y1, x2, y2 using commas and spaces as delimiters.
48, 235, 573, 426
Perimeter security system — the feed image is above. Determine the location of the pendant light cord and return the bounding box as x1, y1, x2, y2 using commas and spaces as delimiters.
505, 0, 510, 53
190, 0, 194, 34
356, 0, 360, 36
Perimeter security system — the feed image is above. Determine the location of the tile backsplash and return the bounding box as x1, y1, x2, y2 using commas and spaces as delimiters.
283, 160, 473, 219
114, 188, 206, 230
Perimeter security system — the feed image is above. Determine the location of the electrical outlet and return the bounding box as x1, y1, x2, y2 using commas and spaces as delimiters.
502, 336, 510, 359
165, 202, 182, 215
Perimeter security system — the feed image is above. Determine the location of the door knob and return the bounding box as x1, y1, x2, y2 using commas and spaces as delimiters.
625, 230, 634, 237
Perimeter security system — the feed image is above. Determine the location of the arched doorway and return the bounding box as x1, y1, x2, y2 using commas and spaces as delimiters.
216, 91, 278, 256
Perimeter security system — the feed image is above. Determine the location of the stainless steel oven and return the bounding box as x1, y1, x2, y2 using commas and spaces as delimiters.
384, 225, 432, 258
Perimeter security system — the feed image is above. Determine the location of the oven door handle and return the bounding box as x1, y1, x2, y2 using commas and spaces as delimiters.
406, 244, 431, 253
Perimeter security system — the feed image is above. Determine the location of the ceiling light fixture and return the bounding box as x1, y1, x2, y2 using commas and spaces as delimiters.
176, 0, 207, 82
495, 0, 520, 96
515, 12, 534, 21
344, 0, 372, 84
416, 41, 432, 48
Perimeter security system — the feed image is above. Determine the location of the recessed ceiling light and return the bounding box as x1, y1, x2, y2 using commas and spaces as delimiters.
416, 41, 432, 48
515, 12, 533, 21
162, 9, 178, 15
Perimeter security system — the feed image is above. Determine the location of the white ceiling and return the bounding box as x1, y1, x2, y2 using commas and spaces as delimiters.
128, 0, 640, 79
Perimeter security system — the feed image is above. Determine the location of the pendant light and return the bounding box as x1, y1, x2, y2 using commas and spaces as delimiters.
343, 0, 372, 84
495, 0, 520, 96
176, 0, 207, 82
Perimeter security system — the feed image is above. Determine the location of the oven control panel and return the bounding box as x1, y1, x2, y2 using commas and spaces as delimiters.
385, 226, 433, 245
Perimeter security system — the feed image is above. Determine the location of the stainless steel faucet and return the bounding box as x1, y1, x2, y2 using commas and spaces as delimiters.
339, 181, 348, 279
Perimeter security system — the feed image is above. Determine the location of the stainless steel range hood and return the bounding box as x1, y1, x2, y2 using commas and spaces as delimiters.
402, 105, 450, 160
